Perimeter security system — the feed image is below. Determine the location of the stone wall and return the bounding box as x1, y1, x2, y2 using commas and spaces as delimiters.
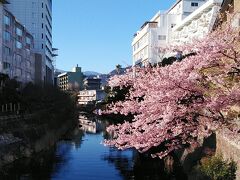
235, 0, 240, 12
0, 112, 77, 167
216, 130, 240, 180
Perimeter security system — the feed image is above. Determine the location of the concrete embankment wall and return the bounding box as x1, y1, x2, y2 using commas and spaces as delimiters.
216, 130, 240, 180
175, 131, 240, 179
0, 113, 77, 167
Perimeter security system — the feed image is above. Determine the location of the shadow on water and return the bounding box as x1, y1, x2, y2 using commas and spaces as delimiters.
0, 129, 85, 180
0, 146, 63, 180
0, 112, 187, 180
102, 147, 187, 180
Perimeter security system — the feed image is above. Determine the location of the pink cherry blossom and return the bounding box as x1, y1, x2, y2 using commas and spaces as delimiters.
104, 14, 240, 159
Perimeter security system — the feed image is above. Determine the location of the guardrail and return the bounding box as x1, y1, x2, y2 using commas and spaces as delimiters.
0, 103, 21, 116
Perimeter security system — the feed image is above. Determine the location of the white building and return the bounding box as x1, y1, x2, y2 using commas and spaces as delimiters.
132, 0, 209, 65
170, 0, 224, 44
6, 0, 55, 84
78, 90, 106, 105
132, 12, 168, 66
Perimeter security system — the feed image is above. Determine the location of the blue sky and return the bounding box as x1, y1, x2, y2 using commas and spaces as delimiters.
52, 0, 176, 74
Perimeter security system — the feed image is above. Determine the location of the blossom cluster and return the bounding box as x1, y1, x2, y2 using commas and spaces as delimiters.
104, 15, 240, 158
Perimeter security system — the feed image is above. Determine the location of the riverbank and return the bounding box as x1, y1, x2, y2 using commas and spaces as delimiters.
0, 83, 79, 169
0, 110, 78, 168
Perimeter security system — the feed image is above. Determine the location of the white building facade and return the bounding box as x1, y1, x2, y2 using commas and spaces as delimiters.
78, 90, 106, 105
170, 0, 224, 44
6, 0, 55, 84
132, 0, 216, 66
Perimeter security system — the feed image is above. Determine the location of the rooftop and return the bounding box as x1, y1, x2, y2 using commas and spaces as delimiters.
140, 21, 158, 29
167, 0, 182, 13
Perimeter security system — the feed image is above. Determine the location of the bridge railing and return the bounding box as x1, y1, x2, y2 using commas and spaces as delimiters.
0, 103, 22, 116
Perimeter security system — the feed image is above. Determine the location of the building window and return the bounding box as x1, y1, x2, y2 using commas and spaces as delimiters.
16, 54, 22, 66
3, 31, 10, 41
16, 27, 23, 36
42, 13, 44, 18
191, 2, 198, 7
42, 23, 44, 28
3, 46, 11, 56
32, 12, 36, 18
16, 41, 22, 49
3, 62, 10, 69
183, 12, 192, 16
4, 15, 10, 26
26, 37, 31, 45
32, 2, 36, 7
158, 35, 166, 40
171, 24, 176, 28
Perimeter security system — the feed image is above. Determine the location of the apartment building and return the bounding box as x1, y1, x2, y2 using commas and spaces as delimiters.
78, 90, 106, 105
132, 0, 209, 66
6, 0, 55, 85
0, 2, 35, 83
58, 66, 84, 91
132, 13, 167, 66
83, 77, 101, 90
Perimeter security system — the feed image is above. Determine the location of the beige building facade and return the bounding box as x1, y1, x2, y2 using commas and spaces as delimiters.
58, 66, 84, 91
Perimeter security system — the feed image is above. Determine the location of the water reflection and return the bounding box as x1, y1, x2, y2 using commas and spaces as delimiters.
1, 146, 61, 180
79, 114, 107, 134
102, 148, 187, 180
0, 113, 187, 180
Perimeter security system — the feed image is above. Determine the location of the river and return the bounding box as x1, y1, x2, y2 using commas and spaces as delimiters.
0, 113, 187, 180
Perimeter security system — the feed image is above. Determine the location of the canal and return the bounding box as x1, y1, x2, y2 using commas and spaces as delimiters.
0, 114, 187, 180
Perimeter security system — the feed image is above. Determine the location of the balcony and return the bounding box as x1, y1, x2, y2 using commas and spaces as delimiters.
52, 48, 58, 57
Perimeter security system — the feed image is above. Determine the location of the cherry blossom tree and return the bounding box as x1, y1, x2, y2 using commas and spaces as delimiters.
104, 14, 240, 159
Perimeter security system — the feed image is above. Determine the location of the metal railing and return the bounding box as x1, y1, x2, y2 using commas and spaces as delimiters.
0, 103, 21, 116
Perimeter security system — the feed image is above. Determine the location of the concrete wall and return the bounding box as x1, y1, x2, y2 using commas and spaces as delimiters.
216, 130, 240, 180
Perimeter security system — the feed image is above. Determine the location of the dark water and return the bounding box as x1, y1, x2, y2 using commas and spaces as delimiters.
0, 115, 187, 180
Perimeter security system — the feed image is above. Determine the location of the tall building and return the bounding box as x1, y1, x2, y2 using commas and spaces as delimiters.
132, 0, 209, 66
58, 65, 84, 91
6, 0, 55, 84
0, 1, 35, 83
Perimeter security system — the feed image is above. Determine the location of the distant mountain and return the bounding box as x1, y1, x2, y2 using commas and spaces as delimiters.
83, 71, 102, 76
55, 69, 66, 73
82, 67, 130, 86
